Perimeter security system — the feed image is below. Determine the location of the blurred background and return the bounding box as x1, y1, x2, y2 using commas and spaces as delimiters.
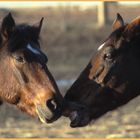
0, 1, 140, 138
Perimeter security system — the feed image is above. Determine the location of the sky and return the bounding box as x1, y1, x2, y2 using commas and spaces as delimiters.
0, 1, 139, 8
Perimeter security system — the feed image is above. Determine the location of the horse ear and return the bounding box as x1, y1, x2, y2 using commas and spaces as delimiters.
123, 16, 140, 41
112, 13, 124, 31
1, 13, 15, 39
33, 17, 44, 35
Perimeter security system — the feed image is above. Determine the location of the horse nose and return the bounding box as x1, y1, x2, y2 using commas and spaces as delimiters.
46, 98, 57, 112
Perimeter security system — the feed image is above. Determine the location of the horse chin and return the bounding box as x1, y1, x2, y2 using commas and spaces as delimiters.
69, 110, 91, 128
36, 104, 53, 123
36, 104, 62, 124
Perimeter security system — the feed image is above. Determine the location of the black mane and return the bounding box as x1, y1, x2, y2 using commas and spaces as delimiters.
8, 24, 40, 52
3, 23, 48, 65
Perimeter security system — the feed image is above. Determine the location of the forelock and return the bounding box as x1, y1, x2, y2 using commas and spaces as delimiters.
8, 24, 39, 52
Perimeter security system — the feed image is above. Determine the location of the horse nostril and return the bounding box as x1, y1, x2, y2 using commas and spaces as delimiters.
47, 99, 57, 112
51, 99, 57, 110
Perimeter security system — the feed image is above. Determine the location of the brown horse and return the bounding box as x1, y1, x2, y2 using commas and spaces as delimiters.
0, 13, 63, 123
64, 14, 140, 127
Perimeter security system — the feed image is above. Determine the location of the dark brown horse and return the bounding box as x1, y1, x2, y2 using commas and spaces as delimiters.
64, 14, 140, 127
0, 13, 63, 123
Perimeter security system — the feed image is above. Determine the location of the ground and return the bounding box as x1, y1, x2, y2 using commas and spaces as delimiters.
0, 4, 140, 138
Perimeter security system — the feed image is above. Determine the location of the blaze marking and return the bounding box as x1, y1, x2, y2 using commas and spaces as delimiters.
27, 44, 41, 55
98, 43, 105, 51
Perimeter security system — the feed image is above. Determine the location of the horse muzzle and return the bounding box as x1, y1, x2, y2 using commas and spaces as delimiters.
36, 99, 62, 123
62, 100, 91, 128
69, 110, 91, 128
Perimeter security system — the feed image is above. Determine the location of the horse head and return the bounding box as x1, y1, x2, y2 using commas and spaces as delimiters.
0, 13, 63, 123
64, 13, 140, 127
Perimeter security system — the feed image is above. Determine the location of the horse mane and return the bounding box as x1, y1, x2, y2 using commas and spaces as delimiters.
7, 24, 40, 52
0, 23, 40, 51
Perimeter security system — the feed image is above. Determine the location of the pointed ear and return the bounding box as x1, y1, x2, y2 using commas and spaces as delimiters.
1, 13, 15, 39
123, 16, 140, 41
33, 17, 44, 35
112, 13, 124, 31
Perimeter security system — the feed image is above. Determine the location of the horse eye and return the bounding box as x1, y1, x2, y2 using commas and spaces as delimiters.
15, 56, 25, 63
104, 53, 112, 60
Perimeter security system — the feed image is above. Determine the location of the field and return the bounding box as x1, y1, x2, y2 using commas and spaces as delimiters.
0, 3, 140, 138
